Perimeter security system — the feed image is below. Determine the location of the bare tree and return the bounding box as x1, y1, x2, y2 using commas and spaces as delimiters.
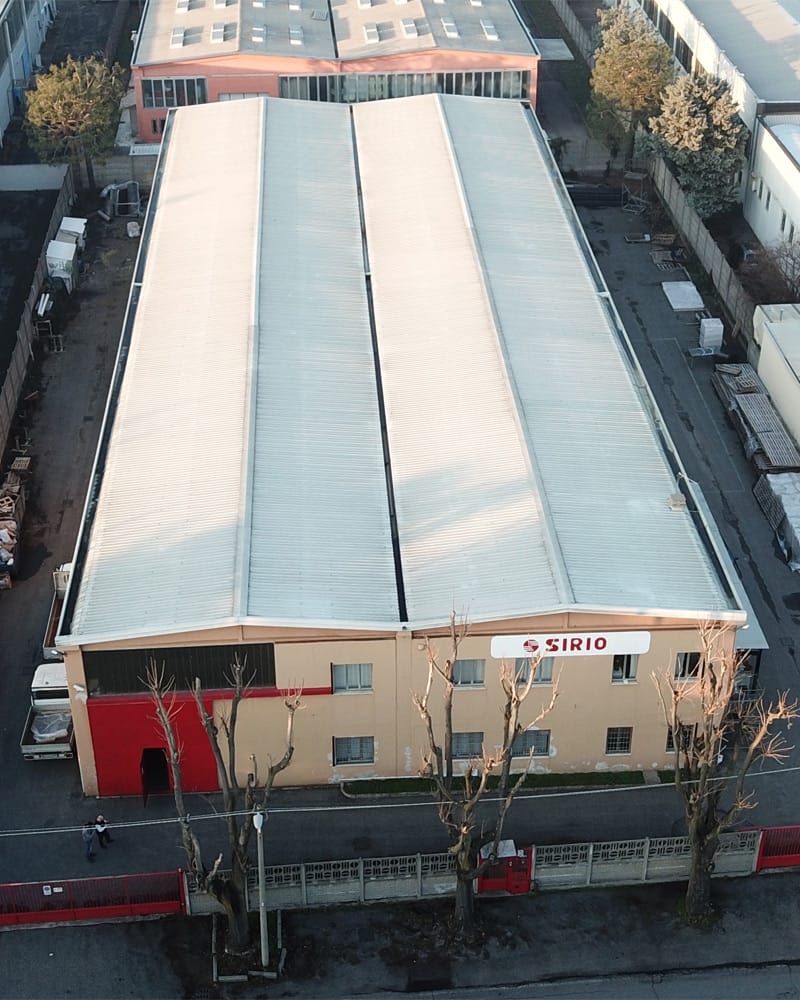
146, 657, 302, 953
412, 613, 557, 933
654, 623, 798, 923
756, 240, 800, 303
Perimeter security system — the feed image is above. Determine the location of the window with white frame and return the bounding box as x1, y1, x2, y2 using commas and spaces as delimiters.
332, 662, 373, 692
452, 731, 483, 758
611, 654, 638, 683
605, 726, 632, 755
674, 652, 701, 680
453, 659, 485, 686
511, 729, 550, 757
515, 657, 554, 685
333, 736, 374, 765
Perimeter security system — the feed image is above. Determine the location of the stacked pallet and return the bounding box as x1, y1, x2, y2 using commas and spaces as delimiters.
0, 464, 28, 590
712, 363, 800, 472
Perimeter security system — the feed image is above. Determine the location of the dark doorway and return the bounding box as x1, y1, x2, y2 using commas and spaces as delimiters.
140, 748, 170, 806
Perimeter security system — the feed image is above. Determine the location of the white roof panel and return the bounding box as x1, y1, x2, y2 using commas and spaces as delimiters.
681, 0, 800, 101
354, 94, 735, 623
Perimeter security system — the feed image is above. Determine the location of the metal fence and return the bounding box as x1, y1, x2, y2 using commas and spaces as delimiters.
650, 156, 756, 349
186, 831, 762, 915
0, 871, 184, 927
547, 0, 596, 66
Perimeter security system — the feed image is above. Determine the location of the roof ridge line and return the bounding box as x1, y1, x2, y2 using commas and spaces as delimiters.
433, 94, 575, 607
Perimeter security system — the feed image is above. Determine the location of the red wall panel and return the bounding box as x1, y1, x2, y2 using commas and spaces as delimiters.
87, 694, 219, 796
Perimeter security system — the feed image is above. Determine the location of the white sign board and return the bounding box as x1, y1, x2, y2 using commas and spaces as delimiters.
490, 632, 651, 659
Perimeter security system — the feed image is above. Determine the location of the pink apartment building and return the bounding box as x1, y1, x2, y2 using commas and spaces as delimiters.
131, 0, 541, 139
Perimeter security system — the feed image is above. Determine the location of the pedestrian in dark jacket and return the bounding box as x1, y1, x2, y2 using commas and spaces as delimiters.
82, 821, 96, 861
95, 814, 113, 848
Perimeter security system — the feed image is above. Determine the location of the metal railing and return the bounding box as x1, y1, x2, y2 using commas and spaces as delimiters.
185, 831, 762, 915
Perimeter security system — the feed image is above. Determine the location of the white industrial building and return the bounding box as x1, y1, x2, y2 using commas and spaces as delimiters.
633, 0, 800, 262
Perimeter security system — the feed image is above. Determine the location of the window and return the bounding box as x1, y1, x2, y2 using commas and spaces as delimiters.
765, 189, 772, 211
332, 662, 372, 692
611, 654, 638, 683
515, 657, 553, 685
605, 727, 632, 755
333, 736, 374, 765
781, 211, 788, 234
142, 77, 207, 110
674, 34, 693, 72
674, 652, 701, 680
758, 178, 764, 200
511, 729, 550, 757
789, 223, 796, 244
666, 724, 693, 753
453, 659, 485, 686
452, 731, 483, 759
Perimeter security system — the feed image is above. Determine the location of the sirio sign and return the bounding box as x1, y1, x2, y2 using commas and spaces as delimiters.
490, 632, 651, 659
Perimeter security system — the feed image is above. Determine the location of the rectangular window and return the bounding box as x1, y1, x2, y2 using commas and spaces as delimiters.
453, 658, 485, 686
758, 178, 764, 200
605, 726, 632, 755
511, 729, 550, 757
674, 34, 693, 72
611, 654, 638, 683
452, 731, 483, 759
789, 223, 796, 243
674, 652, 701, 680
333, 736, 374, 765
781, 210, 787, 234
515, 657, 553, 685
141, 77, 207, 109
765, 189, 772, 211
332, 662, 372, 692
666, 724, 693, 753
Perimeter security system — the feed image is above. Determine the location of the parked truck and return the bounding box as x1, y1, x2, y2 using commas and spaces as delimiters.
20, 662, 74, 760
42, 562, 71, 661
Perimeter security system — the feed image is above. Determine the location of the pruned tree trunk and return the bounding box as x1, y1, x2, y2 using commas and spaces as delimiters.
685, 827, 718, 922
454, 872, 475, 930
210, 856, 251, 954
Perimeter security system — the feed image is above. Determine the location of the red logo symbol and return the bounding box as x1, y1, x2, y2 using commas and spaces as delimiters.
522, 639, 539, 654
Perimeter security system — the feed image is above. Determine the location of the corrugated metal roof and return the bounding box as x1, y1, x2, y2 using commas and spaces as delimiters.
680, 0, 800, 101
65, 94, 743, 646
355, 94, 735, 623
67, 99, 398, 642
133, 0, 536, 65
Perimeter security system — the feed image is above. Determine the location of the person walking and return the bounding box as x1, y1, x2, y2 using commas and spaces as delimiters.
95, 814, 113, 848
82, 821, 96, 861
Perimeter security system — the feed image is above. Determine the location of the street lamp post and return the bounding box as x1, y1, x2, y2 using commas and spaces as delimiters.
252, 810, 269, 969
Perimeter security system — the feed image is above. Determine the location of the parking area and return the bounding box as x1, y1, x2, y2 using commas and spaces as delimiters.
579, 203, 800, 700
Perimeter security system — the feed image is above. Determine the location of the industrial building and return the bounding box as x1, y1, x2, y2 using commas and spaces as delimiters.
129, 0, 543, 140
58, 94, 763, 798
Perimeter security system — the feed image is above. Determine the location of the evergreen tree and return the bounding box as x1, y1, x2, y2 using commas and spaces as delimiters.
588, 5, 674, 165
648, 73, 749, 219
25, 56, 125, 191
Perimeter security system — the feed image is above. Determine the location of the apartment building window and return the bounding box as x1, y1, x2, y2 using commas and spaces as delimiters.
640, 0, 657, 23
142, 77, 208, 110
333, 736, 374, 765
515, 657, 554, 685
789, 223, 796, 243
611, 654, 638, 684
666, 724, 693, 753
151, 118, 166, 135
453, 659, 485, 686
781, 211, 788, 234
758, 178, 764, 200
452, 731, 483, 759
511, 729, 550, 757
605, 726, 633, 755
332, 662, 372, 692
765, 189, 772, 211
674, 652, 701, 680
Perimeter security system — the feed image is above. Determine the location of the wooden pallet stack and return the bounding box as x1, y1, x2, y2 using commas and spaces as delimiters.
0, 457, 30, 590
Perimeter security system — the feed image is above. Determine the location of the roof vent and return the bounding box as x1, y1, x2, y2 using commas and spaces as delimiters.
289, 24, 304, 44
176, 0, 190, 13
401, 16, 418, 36
470, 0, 482, 6
310, 7, 328, 18
667, 493, 688, 511
252, 24, 266, 41
441, 14, 458, 37
364, 21, 379, 41
170, 26, 185, 46
211, 21, 225, 42
288, 0, 301, 9
252, 0, 265, 6
480, 18, 497, 39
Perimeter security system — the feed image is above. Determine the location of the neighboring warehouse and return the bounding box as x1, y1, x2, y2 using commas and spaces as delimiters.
58, 94, 763, 799
632, 0, 800, 263
129, 0, 543, 139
